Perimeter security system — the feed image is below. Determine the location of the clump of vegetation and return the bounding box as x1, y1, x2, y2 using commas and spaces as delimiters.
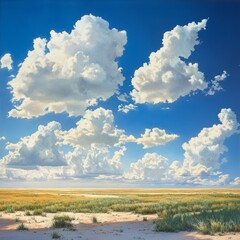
25, 211, 32, 216
32, 209, 43, 215
5, 206, 15, 213
155, 208, 240, 234
92, 216, 98, 223
17, 223, 28, 231
52, 231, 61, 239
52, 215, 73, 228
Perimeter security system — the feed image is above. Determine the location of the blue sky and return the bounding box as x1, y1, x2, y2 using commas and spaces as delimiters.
0, 0, 239, 187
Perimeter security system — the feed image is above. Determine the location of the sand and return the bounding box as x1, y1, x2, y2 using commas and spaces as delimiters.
0, 211, 239, 240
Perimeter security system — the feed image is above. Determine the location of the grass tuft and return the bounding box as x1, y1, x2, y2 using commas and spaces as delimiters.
92, 216, 98, 223
52, 215, 73, 228
155, 208, 240, 234
32, 209, 44, 215
17, 223, 28, 231
52, 231, 61, 239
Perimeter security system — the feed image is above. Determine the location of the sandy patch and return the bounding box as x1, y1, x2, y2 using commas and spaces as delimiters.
0, 211, 158, 230
0, 220, 239, 240
0, 211, 239, 240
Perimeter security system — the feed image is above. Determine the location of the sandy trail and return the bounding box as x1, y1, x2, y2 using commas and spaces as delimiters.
0, 212, 239, 240
0, 211, 158, 229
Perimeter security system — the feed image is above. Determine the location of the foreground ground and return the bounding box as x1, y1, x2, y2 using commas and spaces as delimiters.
0, 218, 240, 240
0, 189, 239, 239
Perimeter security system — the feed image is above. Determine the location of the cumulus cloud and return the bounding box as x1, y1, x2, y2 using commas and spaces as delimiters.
119, 127, 179, 149
0, 146, 125, 181
64, 146, 125, 178
136, 128, 179, 149
207, 70, 228, 95
184, 174, 229, 186
179, 108, 239, 178
0, 166, 65, 181
0, 107, 127, 180
1, 121, 66, 167
62, 107, 124, 148
124, 153, 169, 181
63, 108, 177, 150
230, 177, 240, 185
124, 108, 239, 185
1, 107, 238, 185
131, 19, 208, 104
118, 103, 137, 113
0, 53, 13, 70
8, 14, 127, 118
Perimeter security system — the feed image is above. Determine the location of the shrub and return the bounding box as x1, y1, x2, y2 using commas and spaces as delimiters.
92, 216, 98, 223
52, 232, 61, 239
32, 209, 43, 215
195, 221, 210, 234
52, 215, 73, 228
5, 206, 15, 213
17, 223, 28, 231
25, 211, 32, 216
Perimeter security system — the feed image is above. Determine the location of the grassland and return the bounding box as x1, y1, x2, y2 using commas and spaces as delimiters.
0, 188, 239, 234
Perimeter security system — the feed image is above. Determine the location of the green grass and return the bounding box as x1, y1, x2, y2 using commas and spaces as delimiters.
32, 209, 44, 215
0, 189, 239, 215
52, 215, 74, 228
155, 208, 240, 234
1, 189, 240, 234
5, 206, 15, 213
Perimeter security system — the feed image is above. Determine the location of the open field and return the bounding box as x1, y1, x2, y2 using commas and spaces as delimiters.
0, 189, 239, 239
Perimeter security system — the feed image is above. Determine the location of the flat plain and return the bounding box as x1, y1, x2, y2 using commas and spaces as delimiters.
0, 188, 239, 240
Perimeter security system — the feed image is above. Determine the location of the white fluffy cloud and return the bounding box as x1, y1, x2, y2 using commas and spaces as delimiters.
118, 103, 137, 113
63, 108, 178, 150
131, 19, 208, 104
64, 146, 125, 178
0, 107, 127, 180
0, 147, 125, 181
62, 107, 124, 148
0, 166, 65, 181
230, 177, 240, 186
123, 152, 230, 186
1, 108, 238, 185
2, 121, 66, 167
207, 70, 228, 95
8, 14, 127, 118
179, 108, 239, 178
0, 53, 13, 70
119, 127, 179, 149
124, 153, 169, 181
124, 108, 239, 185
136, 128, 179, 149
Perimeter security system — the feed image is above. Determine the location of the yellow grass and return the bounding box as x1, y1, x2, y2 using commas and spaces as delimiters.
0, 188, 239, 214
